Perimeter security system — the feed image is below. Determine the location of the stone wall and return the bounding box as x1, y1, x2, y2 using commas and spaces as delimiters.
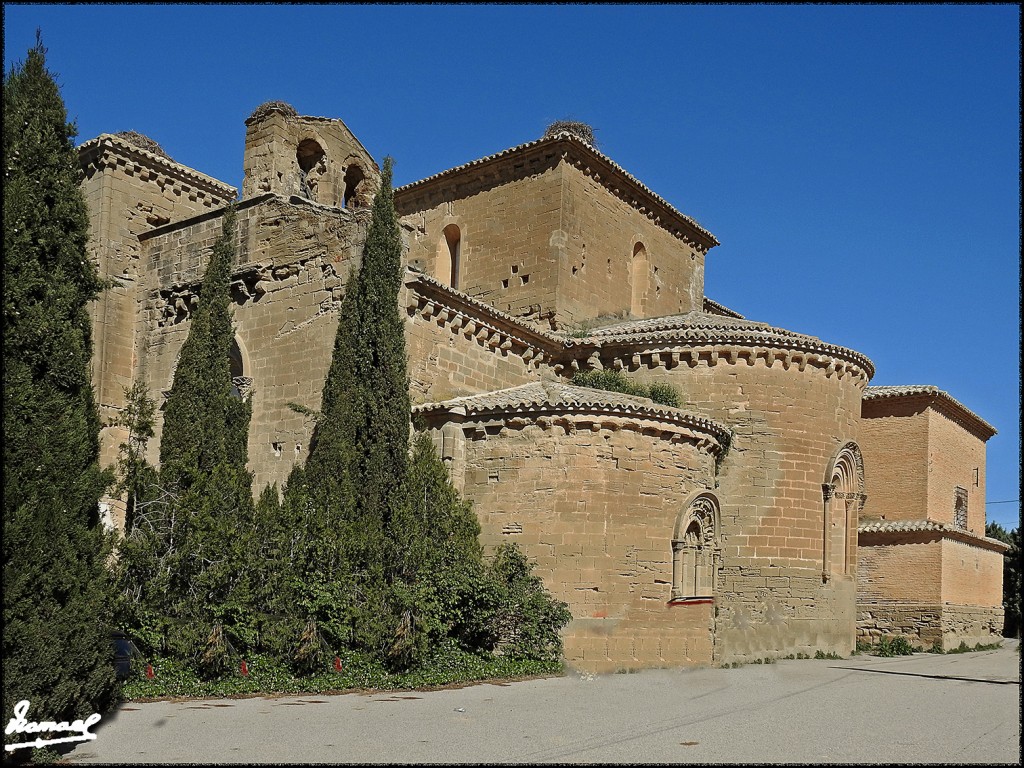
396, 139, 712, 331
856, 603, 1004, 650
398, 152, 564, 322
79, 135, 236, 478
558, 162, 704, 325
444, 417, 719, 673
242, 110, 379, 209
622, 346, 867, 661
139, 196, 369, 493
401, 272, 563, 405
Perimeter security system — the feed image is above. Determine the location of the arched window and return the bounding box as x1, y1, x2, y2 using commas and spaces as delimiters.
296, 139, 326, 201
436, 224, 461, 289
630, 242, 648, 318
229, 337, 252, 399
672, 492, 721, 601
343, 164, 365, 208
822, 442, 865, 579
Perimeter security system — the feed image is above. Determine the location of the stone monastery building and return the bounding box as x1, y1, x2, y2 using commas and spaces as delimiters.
80, 103, 1007, 671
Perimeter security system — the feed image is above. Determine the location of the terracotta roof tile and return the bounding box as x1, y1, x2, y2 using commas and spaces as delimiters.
858, 519, 1009, 551
413, 381, 730, 443
863, 385, 996, 438
395, 131, 717, 247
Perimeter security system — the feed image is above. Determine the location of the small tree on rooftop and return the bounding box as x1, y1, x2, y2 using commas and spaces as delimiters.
2, 34, 119, 739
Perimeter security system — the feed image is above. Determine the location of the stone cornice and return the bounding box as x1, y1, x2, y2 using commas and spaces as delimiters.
405, 269, 564, 369
863, 385, 996, 441
394, 132, 718, 253
406, 273, 873, 383
560, 313, 875, 383
413, 382, 730, 455
78, 133, 237, 201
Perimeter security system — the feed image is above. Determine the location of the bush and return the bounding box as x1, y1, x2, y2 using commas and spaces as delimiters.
873, 635, 915, 657
571, 370, 681, 408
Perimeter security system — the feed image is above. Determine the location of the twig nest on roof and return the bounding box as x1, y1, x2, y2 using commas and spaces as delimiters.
248, 100, 299, 122
113, 131, 171, 160
544, 120, 597, 147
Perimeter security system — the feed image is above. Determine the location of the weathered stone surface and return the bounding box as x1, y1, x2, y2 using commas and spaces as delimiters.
77, 108, 1004, 671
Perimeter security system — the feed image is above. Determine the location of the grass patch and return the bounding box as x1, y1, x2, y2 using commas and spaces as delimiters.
945, 640, 1003, 654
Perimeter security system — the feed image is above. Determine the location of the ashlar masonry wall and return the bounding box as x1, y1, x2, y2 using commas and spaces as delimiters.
558, 162, 705, 325
442, 416, 720, 673
79, 136, 236, 474
396, 145, 710, 331
616, 345, 867, 661
398, 152, 564, 322
139, 196, 369, 494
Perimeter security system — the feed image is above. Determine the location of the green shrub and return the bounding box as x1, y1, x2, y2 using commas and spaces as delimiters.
873, 635, 915, 657
571, 370, 682, 408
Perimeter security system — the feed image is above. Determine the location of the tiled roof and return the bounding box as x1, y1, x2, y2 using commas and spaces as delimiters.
570, 311, 874, 378
858, 519, 1009, 551
413, 381, 730, 444
394, 131, 718, 248
863, 385, 996, 439
78, 134, 237, 197
702, 297, 744, 319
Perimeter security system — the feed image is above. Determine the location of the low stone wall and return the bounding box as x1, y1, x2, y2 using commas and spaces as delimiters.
857, 602, 1004, 650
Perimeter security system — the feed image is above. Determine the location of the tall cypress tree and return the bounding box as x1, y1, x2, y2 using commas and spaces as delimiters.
117, 208, 257, 657
299, 157, 409, 651
3, 34, 118, 734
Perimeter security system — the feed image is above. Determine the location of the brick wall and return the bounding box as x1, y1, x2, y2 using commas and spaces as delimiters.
927, 408, 987, 534
859, 401, 929, 521
857, 534, 942, 603
940, 537, 1002, 608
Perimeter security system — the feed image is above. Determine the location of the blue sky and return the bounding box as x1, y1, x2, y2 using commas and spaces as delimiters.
4, 4, 1020, 530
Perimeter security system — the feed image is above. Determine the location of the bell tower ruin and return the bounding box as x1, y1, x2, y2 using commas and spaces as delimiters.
241, 101, 379, 208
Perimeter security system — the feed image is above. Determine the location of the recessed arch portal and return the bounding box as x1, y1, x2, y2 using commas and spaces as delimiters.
671, 491, 722, 601
822, 442, 865, 579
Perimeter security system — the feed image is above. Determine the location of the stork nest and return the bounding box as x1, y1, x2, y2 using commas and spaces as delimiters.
113, 131, 171, 160
248, 100, 299, 122
543, 120, 597, 147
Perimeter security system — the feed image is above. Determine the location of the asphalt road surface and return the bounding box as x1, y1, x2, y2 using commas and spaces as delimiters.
59, 640, 1020, 764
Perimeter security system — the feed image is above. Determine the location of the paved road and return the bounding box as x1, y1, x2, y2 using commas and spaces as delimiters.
61, 641, 1020, 764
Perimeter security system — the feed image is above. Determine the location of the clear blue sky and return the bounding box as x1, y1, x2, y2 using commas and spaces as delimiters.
4, 4, 1020, 530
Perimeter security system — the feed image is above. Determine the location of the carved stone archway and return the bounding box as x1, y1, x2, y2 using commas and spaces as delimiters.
821, 442, 866, 580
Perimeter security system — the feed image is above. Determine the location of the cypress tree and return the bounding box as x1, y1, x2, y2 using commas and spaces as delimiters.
300, 157, 409, 651
3, 34, 118, 735
116, 208, 257, 657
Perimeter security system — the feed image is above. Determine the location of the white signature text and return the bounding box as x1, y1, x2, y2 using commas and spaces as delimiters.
5, 699, 101, 752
